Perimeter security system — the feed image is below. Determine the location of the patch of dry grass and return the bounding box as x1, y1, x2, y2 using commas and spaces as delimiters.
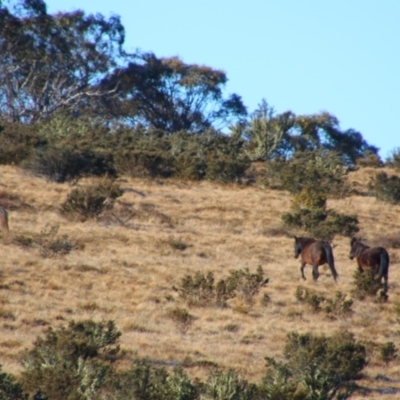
0, 165, 400, 396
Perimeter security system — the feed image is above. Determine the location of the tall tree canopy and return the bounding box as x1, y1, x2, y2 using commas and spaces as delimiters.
242, 100, 379, 165
0, 0, 126, 123
99, 52, 247, 133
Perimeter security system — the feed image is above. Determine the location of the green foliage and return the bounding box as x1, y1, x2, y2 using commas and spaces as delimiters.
174, 267, 269, 308
102, 53, 247, 133
112, 361, 198, 400
324, 292, 353, 320
21, 319, 121, 400
0, 121, 38, 165
295, 287, 325, 312
368, 172, 400, 204
60, 179, 123, 221
0, 365, 27, 400
261, 357, 297, 400
282, 207, 359, 241
380, 342, 398, 365
226, 266, 269, 304
263, 331, 366, 400
351, 269, 387, 302
242, 99, 292, 162
295, 288, 353, 320
0, 1, 126, 123
167, 307, 195, 334
201, 370, 257, 400
266, 150, 350, 197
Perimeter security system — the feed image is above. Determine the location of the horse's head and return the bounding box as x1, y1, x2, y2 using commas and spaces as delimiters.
293, 236, 302, 259
349, 237, 358, 260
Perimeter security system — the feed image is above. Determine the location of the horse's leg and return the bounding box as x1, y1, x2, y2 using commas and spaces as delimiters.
312, 264, 319, 281
300, 261, 306, 280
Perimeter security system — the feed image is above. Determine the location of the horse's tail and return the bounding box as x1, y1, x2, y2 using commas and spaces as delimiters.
0, 207, 9, 238
323, 242, 338, 281
378, 248, 390, 282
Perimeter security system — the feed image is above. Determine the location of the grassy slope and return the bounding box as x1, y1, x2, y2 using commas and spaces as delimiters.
0, 165, 400, 398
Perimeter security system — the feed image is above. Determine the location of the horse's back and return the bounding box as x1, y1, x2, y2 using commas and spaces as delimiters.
360, 246, 389, 268
302, 240, 329, 266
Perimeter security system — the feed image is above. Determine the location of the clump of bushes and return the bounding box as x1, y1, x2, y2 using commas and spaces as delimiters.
173, 266, 269, 307
295, 287, 353, 319
368, 171, 400, 204
262, 330, 366, 400
351, 269, 388, 302
167, 307, 195, 334
21, 320, 121, 400
269, 151, 359, 241
0, 317, 371, 400
60, 179, 123, 221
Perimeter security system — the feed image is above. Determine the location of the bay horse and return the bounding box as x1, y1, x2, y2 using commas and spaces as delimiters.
349, 238, 390, 289
293, 236, 338, 282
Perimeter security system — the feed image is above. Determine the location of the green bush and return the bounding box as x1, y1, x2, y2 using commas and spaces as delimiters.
0, 365, 27, 400
22, 147, 116, 183
295, 286, 325, 312
0, 121, 38, 165
265, 150, 350, 198
380, 342, 398, 365
167, 307, 195, 334
60, 179, 123, 221
21, 320, 121, 400
351, 269, 387, 302
282, 208, 359, 241
284, 331, 366, 396
324, 292, 353, 320
174, 267, 269, 308
111, 361, 198, 400
201, 370, 257, 400
368, 172, 400, 204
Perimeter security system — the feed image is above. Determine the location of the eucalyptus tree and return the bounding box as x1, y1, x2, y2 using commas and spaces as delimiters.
99, 52, 247, 133
0, 0, 126, 123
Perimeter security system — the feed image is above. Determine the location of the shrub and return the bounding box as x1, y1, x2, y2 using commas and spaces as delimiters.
202, 370, 257, 400
295, 286, 325, 312
115, 150, 173, 178
174, 271, 217, 307
380, 342, 398, 365
21, 320, 121, 400
22, 147, 115, 183
368, 172, 400, 204
263, 331, 366, 400
351, 269, 387, 302
282, 205, 359, 241
265, 150, 350, 198
0, 121, 38, 165
324, 292, 353, 319
167, 307, 195, 334
174, 267, 269, 308
0, 365, 27, 400
112, 361, 198, 400
60, 179, 123, 221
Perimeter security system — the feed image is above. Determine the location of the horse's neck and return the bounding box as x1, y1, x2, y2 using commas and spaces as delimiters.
357, 243, 370, 255
301, 238, 315, 248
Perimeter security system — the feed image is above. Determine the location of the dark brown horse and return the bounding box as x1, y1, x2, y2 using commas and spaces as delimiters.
349, 238, 390, 289
293, 236, 338, 282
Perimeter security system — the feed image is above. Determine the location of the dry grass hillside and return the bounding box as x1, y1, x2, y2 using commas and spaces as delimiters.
1, 164, 400, 398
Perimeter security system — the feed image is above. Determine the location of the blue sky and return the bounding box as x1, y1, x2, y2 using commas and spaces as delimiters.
46, 0, 400, 159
